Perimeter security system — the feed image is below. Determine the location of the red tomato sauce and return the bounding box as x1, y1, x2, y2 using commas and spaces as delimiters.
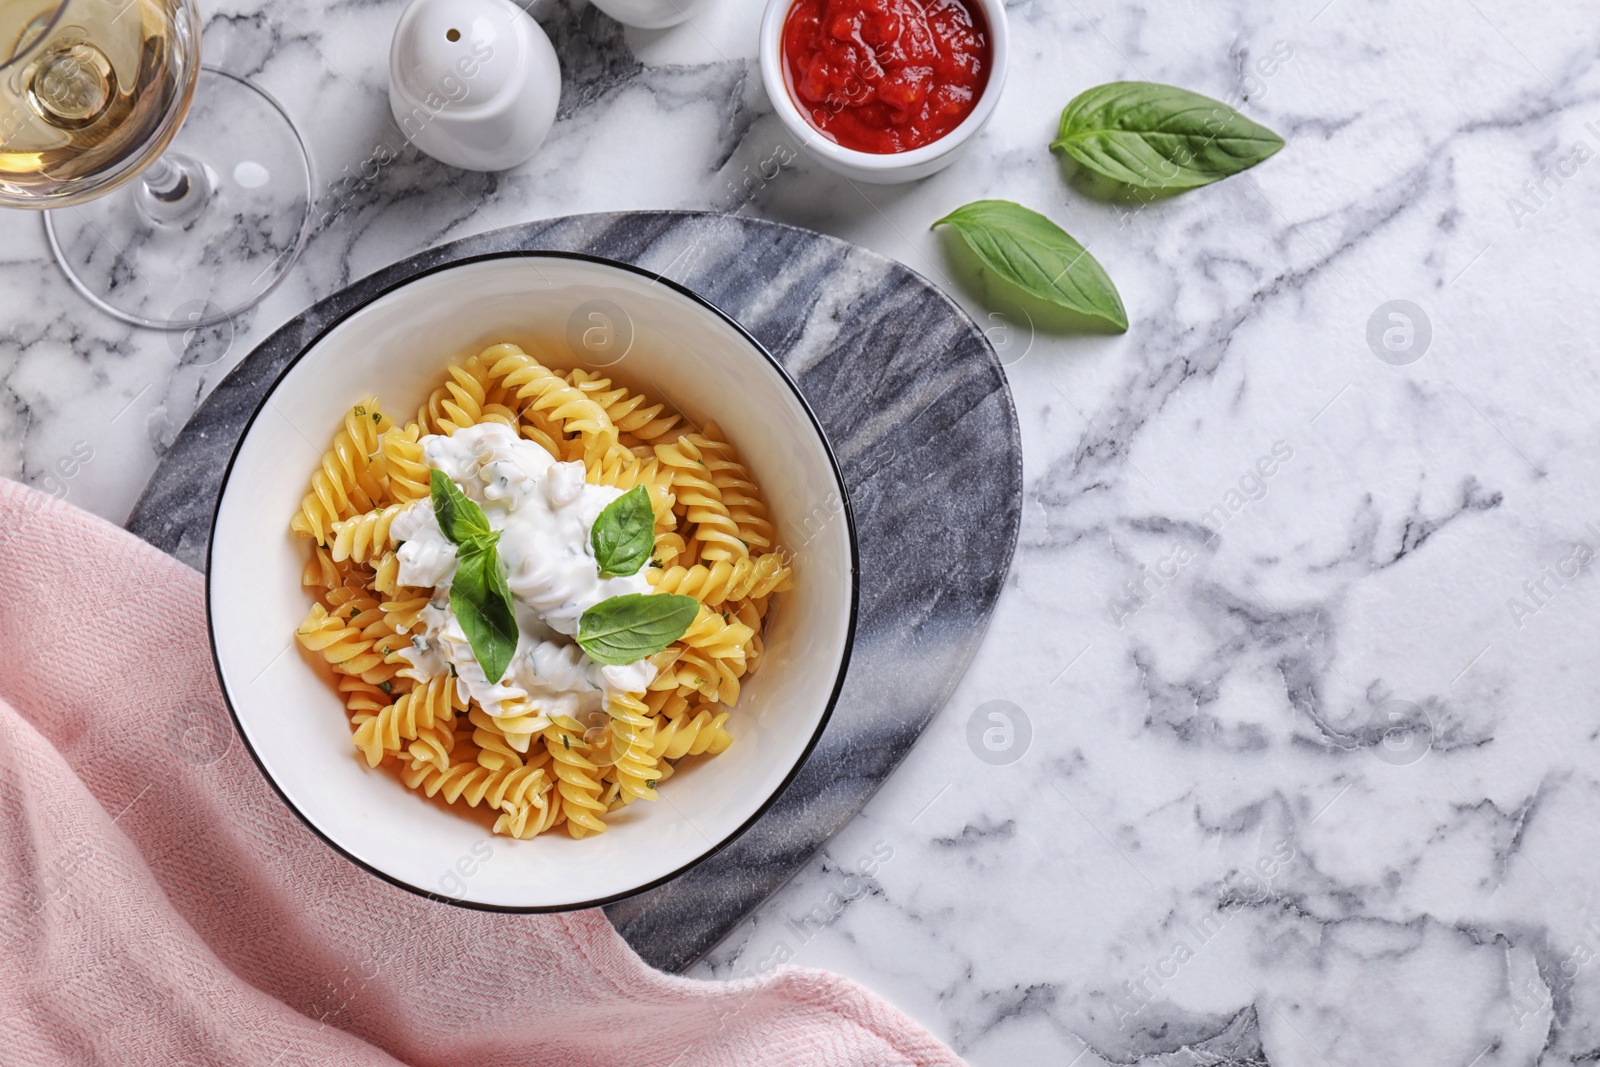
781, 0, 991, 155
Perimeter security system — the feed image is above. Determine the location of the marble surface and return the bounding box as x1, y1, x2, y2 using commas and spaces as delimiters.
126, 210, 1024, 974
4, 0, 1600, 1063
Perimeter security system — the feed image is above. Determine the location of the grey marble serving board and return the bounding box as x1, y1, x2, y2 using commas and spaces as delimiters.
127, 210, 1022, 973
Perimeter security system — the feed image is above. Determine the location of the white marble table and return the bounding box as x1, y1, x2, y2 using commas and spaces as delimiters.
5, 0, 1597, 1063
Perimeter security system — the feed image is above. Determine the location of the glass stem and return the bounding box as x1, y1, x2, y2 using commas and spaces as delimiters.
136, 153, 212, 226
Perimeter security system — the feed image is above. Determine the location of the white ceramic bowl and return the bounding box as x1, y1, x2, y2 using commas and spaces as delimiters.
758, 0, 1008, 184
209, 252, 857, 910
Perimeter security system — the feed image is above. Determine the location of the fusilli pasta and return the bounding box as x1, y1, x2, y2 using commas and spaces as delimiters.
291, 344, 792, 839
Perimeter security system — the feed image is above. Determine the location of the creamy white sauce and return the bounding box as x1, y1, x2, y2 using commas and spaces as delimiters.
389, 422, 655, 745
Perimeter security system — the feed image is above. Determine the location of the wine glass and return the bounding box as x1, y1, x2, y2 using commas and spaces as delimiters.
0, 0, 312, 330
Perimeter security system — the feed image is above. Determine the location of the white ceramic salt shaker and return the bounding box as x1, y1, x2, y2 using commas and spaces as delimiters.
588, 0, 713, 30
389, 0, 561, 172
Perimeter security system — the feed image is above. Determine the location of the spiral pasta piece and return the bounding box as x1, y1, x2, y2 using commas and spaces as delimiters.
406, 718, 456, 772
400, 757, 549, 813
567, 368, 682, 442
542, 719, 608, 837
481, 764, 550, 812
478, 402, 520, 428
604, 691, 662, 805
648, 553, 791, 607
708, 658, 744, 705
327, 595, 396, 653
651, 532, 688, 570
291, 400, 392, 544
649, 645, 734, 702
350, 608, 411, 687
417, 359, 491, 435
371, 552, 402, 596
296, 603, 384, 676
380, 594, 429, 636
696, 424, 775, 552
351, 674, 462, 767
379, 423, 430, 503
303, 544, 342, 590
485, 343, 617, 462
655, 435, 746, 561
669, 649, 744, 704
470, 707, 526, 770
730, 599, 766, 675
678, 604, 757, 660
651, 706, 734, 761
329, 503, 406, 564
645, 687, 692, 718
338, 675, 392, 719
496, 788, 564, 839
585, 441, 631, 484
492, 745, 556, 835
671, 613, 755, 686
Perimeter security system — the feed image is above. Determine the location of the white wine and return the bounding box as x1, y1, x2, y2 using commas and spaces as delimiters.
6, 0, 312, 328
0, 0, 197, 206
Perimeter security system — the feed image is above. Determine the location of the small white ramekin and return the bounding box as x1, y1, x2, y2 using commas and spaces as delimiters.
758, 0, 1008, 185
589, 0, 713, 30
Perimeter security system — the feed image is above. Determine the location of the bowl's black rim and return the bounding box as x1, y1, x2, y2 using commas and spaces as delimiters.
205, 248, 861, 913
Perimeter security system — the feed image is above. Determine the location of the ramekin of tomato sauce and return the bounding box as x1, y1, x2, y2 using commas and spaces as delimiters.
759, 0, 1008, 183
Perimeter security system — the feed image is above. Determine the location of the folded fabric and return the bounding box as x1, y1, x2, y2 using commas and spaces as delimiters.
0, 478, 963, 1067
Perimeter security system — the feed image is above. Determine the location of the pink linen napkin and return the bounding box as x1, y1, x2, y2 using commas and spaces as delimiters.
0, 478, 963, 1067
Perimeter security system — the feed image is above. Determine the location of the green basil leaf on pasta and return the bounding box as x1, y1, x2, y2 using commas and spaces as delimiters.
449, 546, 518, 683
590, 485, 655, 579
430, 469, 494, 545
932, 200, 1127, 331
1050, 82, 1284, 190
578, 593, 700, 666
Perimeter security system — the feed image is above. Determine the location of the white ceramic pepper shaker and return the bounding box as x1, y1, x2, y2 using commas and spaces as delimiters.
588, 0, 713, 30
389, 0, 561, 172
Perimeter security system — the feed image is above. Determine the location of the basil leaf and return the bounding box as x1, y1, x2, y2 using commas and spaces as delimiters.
449, 546, 518, 683
932, 200, 1127, 331
1050, 82, 1284, 190
577, 593, 701, 666
428, 471, 515, 680
591, 485, 655, 579
430, 469, 493, 545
